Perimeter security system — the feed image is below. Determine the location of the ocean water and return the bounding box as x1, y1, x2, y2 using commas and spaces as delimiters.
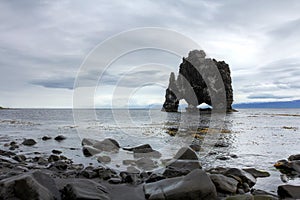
0, 108, 300, 193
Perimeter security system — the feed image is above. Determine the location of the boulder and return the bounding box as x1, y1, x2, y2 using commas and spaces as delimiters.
0, 170, 60, 200
81, 138, 100, 146
93, 138, 119, 151
209, 174, 238, 194
82, 146, 101, 157
144, 169, 217, 200
22, 139, 37, 146
224, 168, 256, 188
174, 147, 198, 160
243, 168, 270, 178
277, 185, 300, 199
288, 154, 300, 161
81, 138, 120, 156
163, 160, 202, 178
12, 154, 26, 162
62, 179, 110, 200
136, 158, 158, 171
97, 155, 111, 163
123, 144, 153, 153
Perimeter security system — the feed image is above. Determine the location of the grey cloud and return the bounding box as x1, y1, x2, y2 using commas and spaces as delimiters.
30, 77, 75, 90
1, 0, 300, 107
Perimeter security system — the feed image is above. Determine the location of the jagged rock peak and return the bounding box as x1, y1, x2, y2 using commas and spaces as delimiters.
162, 49, 234, 112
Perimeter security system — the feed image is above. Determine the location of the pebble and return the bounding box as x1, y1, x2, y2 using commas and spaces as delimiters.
54, 135, 66, 141
52, 150, 62, 155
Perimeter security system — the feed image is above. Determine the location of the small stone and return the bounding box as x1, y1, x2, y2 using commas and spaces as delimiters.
48, 154, 60, 162
81, 168, 98, 179
225, 194, 253, 200
52, 149, 62, 154
123, 159, 136, 166
145, 173, 166, 183
98, 168, 114, 180
216, 155, 231, 160
22, 139, 37, 146
37, 157, 48, 165
50, 160, 68, 170
54, 135, 66, 141
288, 154, 300, 161
0, 150, 16, 157
189, 144, 202, 152
97, 156, 111, 163
230, 154, 238, 158
42, 136, 52, 141
126, 166, 140, 174
108, 178, 122, 184
12, 155, 26, 162
174, 147, 198, 160
214, 141, 230, 147
136, 158, 158, 171
243, 168, 270, 178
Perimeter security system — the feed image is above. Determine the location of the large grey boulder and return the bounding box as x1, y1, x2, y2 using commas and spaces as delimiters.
0, 170, 60, 200
62, 179, 110, 200
224, 168, 256, 188
277, 185, 300, 199
209, 174, 238, 194
82, 138, 120, 156
144, 169, 217, 200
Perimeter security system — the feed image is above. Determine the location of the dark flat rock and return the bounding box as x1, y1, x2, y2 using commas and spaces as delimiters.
62, 179, 110, 200
22, 139, 37, 146
209, 174, 238, 194
278, 184, 300, 199
144, 169, 217, 200
0, 170, 60, 200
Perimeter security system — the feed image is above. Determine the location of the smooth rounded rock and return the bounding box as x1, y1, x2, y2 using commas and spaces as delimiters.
22, 139, 37, 146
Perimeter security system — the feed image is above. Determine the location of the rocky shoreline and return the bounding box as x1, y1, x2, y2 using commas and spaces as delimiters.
1, 136, 300, 200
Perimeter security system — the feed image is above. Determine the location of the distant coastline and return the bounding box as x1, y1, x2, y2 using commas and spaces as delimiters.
233, 100, 300, 109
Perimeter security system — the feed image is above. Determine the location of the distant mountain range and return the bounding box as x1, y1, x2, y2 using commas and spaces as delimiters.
233, 100, 300, 109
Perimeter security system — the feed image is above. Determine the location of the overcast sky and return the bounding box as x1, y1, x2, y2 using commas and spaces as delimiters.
1, 0, 300, 108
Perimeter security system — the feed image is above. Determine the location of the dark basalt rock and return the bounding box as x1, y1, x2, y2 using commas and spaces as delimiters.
278, 185, 300, 199
62, 179, 110, 200
22, 139, 37, 146
54, 135, 66, 141
0, 170, 60, 200
162, 50, 234, 112
144, 169, 217, 200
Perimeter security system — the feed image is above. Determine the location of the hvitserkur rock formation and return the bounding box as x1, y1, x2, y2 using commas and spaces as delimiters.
162, 50, 233, 112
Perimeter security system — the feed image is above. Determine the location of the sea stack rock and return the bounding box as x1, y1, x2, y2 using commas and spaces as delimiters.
162, 50, 233, 112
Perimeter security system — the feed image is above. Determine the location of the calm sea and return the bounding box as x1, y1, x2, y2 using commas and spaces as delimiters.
0, 108, 300, 193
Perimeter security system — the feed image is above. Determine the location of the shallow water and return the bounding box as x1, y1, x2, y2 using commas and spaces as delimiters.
0, 108, 299, 193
